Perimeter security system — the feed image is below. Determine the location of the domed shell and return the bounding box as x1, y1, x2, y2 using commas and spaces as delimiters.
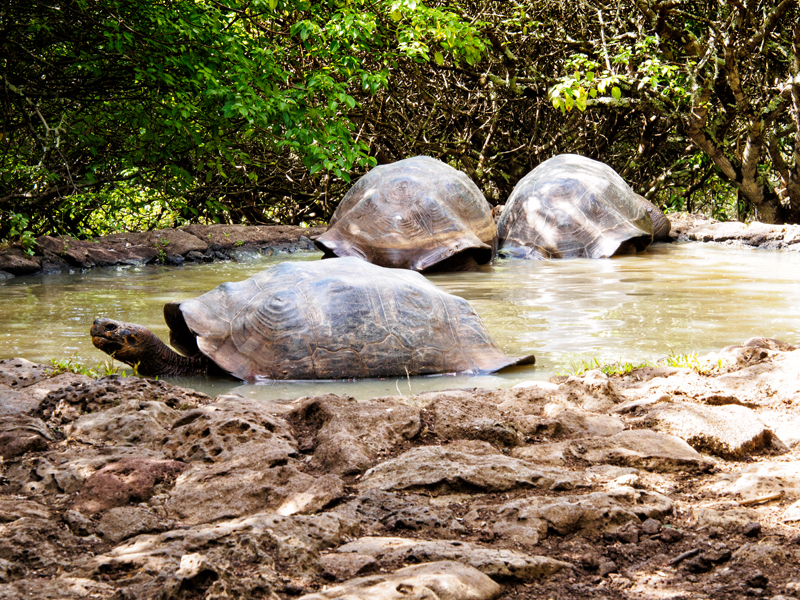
315, 156, 497, 272
497, 154, 653, 259
163, 257, 533, 381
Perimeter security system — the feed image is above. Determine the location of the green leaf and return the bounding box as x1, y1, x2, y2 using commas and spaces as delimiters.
612, 86, 622, 100
434, 51, 444, 66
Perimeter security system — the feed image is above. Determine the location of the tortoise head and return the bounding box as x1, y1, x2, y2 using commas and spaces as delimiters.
91, 318, 161, 367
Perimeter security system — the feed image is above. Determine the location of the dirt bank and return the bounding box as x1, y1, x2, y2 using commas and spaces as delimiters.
1, 337, 799, 599
0, 224, 326, 278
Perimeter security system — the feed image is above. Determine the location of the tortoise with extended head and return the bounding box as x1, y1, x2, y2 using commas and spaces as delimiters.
635, 194, 671, 242
314, 156, 497, 272
91, 257, 534, 381
497, 154, 654, 259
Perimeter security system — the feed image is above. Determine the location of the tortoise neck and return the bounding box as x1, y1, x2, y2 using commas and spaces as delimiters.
137, 334, 210, 377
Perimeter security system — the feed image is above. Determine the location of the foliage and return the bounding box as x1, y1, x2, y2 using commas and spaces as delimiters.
49, 354, 125, 379
3, 0, 799, 242
658, 352, 722, 376
2, 212, 37, 254
559, 357, 653, 377
1, 0, 486, 239
544, 0, 800, 224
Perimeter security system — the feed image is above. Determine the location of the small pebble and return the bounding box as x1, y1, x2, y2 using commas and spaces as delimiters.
658, 527, 684, 543
642, 518, 662, 535
617, 528, 639, 544
746, 572, 768, 588
598, 559, 618, 577
743, 521, 762, 537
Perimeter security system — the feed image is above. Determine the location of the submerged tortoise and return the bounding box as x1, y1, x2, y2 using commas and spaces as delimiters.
497, 154, 654, 259
91, 257, 534, 381
314, 156, 497, 272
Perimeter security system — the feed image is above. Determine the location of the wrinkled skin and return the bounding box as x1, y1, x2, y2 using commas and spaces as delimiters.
91, 318, 211, 377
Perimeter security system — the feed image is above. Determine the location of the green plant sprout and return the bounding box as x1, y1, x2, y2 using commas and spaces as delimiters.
49, 354, 125, 378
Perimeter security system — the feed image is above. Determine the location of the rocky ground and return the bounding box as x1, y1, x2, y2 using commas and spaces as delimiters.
1, 336, 799, 599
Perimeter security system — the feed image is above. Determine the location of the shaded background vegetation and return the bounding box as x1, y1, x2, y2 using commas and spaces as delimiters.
2, 0, 799, 245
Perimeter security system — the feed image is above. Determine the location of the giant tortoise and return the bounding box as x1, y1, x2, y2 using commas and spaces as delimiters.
497, 154, 654, 259
91, 257, 534, 381
314, 156, 497, 271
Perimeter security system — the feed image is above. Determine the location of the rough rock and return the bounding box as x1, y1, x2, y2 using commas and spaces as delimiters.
0, 357, 53, 388
283, 394, 421, 474
73, 456, 189, 514
41, 375, 211, 424
711, 341, 800, 407
691, 506, 760, 529
14, 446, 168, 497
97, 506, 167, 542
320, 553, 379, 581
165, 443, 343, 524
0, 250, 42, 276
181, 223, 324, 252
358, 441, 581, 494
463, 488, 673, 547
164, 395, 297, 463
629, 401, 778, 458
513, 403, 625, 439
514, 370, 622, 412
333, 490, 463, 535
97, 511, 358, 583
421, 390, 522, 446
668, 212, 800, 251
512, 429, 713, 472
0, 577, 116, 600
297, 561, 502, 600
782, 499, 800, 523
0, 415, 51, 459
65, 398, 181, 448
1, 342, 800, 599
0, 385, 41, 416
703, 461, 800, 500
0, 224, 324, 276
336, 537, 571, 581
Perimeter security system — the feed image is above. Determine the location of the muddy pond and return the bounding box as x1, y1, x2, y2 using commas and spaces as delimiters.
1, 242, 799, 400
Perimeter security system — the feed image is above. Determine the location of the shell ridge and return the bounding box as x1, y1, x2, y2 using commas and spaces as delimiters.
293, 283, 320, 380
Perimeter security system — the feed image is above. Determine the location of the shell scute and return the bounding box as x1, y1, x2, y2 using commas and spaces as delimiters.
316, 156, 497, 271
170, 257, 532, 381
498, 154, 653, 259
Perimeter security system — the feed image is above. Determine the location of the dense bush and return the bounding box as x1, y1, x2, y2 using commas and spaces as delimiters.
2, 0, 798, 244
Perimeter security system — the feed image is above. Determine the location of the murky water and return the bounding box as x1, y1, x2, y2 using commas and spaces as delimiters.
2, 242, 799, 401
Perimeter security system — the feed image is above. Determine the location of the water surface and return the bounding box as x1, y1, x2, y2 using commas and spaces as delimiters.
1, 243, 798, 400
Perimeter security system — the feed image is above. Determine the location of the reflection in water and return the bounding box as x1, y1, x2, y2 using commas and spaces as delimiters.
1, 243, 799, 401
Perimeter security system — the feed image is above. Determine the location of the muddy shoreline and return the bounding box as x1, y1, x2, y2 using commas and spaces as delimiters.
2, 213, 800, 279
1, 337, 800, 599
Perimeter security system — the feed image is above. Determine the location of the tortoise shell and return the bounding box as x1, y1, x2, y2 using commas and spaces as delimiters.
497, 154, 654, 259
163, 257, 534, 381
314, 156, 497, 272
